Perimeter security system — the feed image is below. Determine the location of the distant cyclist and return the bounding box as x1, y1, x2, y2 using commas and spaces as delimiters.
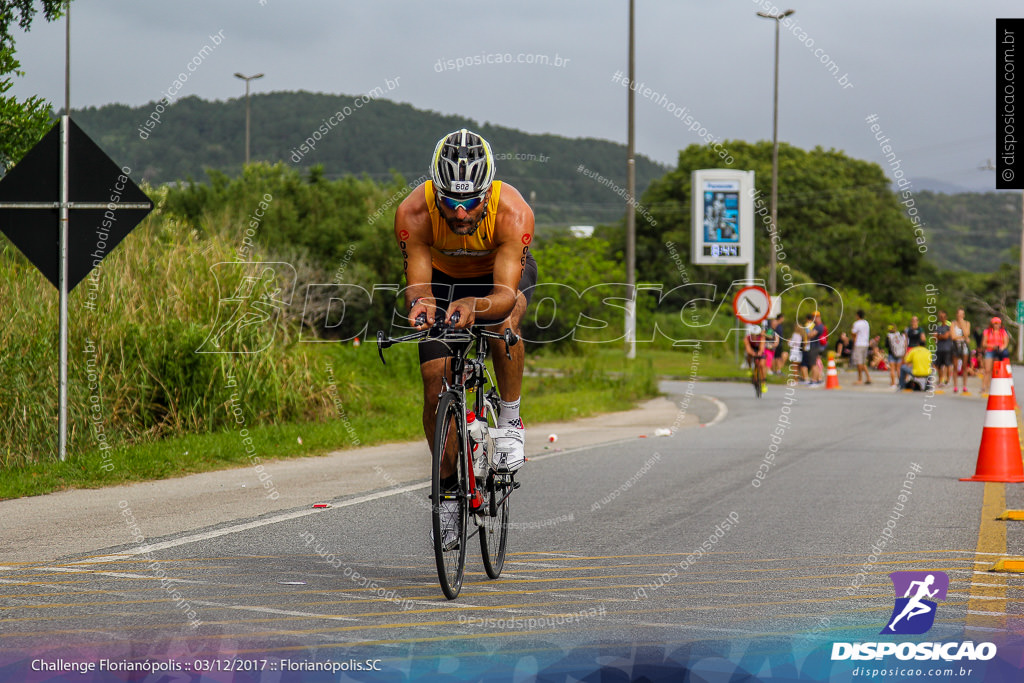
744, 324, 767, 393
394, 130, 537, 540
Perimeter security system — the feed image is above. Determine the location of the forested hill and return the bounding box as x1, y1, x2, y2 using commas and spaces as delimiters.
70, 91, 669, 227
914, 190, 1021, 272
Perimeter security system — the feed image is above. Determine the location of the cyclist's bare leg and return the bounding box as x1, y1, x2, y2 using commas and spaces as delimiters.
420, 292, 526, 479
421, 357, 459, 479
487, 291, 527, 404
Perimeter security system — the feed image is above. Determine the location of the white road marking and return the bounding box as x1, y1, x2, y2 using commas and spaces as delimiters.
73, 482, 432, 560
700, 395, 728, 427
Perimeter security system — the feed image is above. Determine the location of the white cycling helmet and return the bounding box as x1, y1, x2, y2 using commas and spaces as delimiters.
430, 128, 495, 198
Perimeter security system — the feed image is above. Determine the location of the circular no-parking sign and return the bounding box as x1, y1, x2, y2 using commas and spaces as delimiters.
733, 286, 770, 325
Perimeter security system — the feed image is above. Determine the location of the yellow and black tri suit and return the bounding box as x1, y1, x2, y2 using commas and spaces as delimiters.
418, 180, 538, 363
426, 180, 502, 277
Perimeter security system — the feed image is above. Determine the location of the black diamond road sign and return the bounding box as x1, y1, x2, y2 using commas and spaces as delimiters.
0, 118, 152, 290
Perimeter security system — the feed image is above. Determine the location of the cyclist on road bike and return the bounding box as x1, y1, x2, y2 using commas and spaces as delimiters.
744, 323, 767, 393
394, 129, 536, 541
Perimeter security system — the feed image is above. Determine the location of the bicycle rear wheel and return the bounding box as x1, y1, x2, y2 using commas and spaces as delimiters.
479, 391, 510, 578
432, 391, 468, 599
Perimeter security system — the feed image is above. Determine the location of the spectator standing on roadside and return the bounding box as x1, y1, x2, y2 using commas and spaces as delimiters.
905, 315, 926, 349
950, 308, 971, 394
771, 313, 788, 375
886, 323, 908, 387
851, 309, 872, 384
789, 320, 807, 381
799, 313, 818, 384
933, 310, 953, 388
815, 311, 829, 351
763, 320, 778, 377
811, 311, 827, 384
981, 316, 1010, 395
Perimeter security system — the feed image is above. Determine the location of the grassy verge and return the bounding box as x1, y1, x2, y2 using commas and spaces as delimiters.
0, 349, 657, 499
528, 343, 766, 381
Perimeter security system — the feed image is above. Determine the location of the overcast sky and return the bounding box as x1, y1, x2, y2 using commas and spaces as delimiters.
6, 0, 1015, 191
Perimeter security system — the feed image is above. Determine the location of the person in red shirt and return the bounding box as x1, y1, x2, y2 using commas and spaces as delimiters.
981, 316, 1010, 395
815, 311, 828, 351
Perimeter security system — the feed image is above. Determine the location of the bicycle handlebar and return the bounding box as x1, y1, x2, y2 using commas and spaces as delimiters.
376, 314, 520, 365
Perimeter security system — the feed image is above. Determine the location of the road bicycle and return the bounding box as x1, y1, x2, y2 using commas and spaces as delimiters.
749, 354, 765, 398
377, 313, 520, 599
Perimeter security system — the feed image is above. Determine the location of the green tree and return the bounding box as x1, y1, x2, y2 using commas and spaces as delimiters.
162, 162, 414, 336
521, 236, 628, 350
0, 48, 51, 172
0, 1, 66, 49
636, 140, 923, 305
0, 0, 70, 172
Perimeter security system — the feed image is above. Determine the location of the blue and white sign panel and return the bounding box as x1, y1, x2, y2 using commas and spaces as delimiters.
691, 169, 754, 266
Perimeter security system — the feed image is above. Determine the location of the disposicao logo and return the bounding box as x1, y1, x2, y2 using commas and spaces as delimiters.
882, 571, 948, 635
831, 570, 997, 663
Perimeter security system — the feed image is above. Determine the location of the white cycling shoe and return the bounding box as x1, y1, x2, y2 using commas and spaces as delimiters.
490, 426, 526, 472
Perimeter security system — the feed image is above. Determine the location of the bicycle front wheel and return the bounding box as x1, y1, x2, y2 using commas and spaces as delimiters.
479, 391, 510, 578
432, 391, 469, 600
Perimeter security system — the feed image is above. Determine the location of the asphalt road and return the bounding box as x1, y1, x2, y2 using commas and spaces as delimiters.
3, 375, 1024, 681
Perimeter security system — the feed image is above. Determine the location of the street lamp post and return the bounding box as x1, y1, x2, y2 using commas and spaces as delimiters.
625, 0, 636, 359
234, 72, 264, 166
757, 8, 794, 295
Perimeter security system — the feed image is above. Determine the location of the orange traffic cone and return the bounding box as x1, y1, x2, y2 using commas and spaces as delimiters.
1003, 360, 1017, 406
825, 351, 840, 390
961, 360, 1024, 482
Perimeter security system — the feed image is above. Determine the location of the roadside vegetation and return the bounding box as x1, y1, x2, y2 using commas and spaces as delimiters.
0, 141, 1013, 499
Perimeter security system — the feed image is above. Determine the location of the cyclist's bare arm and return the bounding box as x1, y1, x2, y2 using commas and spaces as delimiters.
445, 185, 535, 329
744, 338, 763, 358
395, 186, 439, 330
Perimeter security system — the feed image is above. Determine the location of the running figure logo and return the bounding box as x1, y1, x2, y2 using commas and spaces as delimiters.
882, 571, 949, 635
198, 262, 296, 353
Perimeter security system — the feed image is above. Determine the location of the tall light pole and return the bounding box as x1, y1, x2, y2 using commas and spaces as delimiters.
625, 0, 636, 359
757, 8, 794, 295
234, 72, 264, 166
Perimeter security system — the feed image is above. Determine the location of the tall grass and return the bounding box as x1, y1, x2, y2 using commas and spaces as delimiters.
0, 170, 663, 484
0, 196, 350, 467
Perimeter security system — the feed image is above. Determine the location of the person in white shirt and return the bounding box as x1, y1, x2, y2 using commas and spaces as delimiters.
851, 309, 872, 385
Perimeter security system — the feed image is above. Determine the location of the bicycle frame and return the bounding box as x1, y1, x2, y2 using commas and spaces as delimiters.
377, 318, 519, 517
377, 316, 520, 597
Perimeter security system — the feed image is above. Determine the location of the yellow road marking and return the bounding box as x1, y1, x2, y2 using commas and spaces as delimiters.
505, 549, 975, 562
967, 482, 1007, 633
